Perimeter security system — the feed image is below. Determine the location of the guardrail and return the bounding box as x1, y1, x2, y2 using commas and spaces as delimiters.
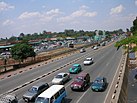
104, 52, 128, 103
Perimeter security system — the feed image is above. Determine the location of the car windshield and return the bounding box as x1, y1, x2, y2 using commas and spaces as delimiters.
28, 87, 38, 93
35, 97, 49, 103
72, 66, 77, 70
94, 79, 103, 84
86, 58, 92, 61
75, 76, 83, 82
55, 75, 63, 78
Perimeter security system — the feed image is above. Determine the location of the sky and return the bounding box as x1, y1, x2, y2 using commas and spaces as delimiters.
0, 0, 137, 38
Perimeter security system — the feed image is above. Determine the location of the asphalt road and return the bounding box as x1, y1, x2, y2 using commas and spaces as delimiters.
0, 42, 123, 103
128, 68, 137, 103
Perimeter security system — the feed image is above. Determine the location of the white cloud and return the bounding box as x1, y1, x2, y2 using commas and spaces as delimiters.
135, 0, 137, 6
80, 5, 89, 9
18, 9, 62, 20
46, 9, 62, 15
18, 12, 41, 19
0, 1, 14, 12
3, 19, 14, 25
110, 5, 124, 15
58, 9, 97, 23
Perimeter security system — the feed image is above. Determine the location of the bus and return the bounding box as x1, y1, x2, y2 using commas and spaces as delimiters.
35, 85, 66, 103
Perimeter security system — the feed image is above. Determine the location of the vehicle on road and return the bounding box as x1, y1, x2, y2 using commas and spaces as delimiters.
52, 72, 70, 85
69, 64, 82, 74
83, 58, 94, 65
0, 94, 18, 103
91, 77, 107, 92
71, 72, 90, 91
93, 46, 98, 50
23, 82, 49, 102
80, 48, 86, 53
35, 85, 66, 103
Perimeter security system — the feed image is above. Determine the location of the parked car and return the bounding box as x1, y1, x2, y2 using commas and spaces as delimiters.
69, 64, 82, 74
52, 72, 70, 85
71, 72, 90, 91
80, 48, 86, 53
91, 77, 107, 92
83, 58, 94, 65
0, 94, 18, 103
23, 82, 49, 102
0, 52, 11, 58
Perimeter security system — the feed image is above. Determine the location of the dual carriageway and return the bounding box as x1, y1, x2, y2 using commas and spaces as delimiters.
0, 42, 125, 103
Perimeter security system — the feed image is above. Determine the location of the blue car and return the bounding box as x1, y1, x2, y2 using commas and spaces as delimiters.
69, 64, 82, 74
91, 77, 107, 92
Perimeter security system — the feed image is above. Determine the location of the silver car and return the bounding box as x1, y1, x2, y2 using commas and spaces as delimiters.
0, 94, 18, 103
52, 73, 70, 84
22, 82, 49, 102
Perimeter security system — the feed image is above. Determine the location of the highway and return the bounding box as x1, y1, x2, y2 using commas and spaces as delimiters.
0, 42, 123, 103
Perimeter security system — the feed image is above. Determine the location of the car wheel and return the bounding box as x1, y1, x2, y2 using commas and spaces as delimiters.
61, 81, 64, 85
82, 87, 85, 91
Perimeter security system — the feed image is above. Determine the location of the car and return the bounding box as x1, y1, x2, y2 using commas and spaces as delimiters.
0, 52, 11, 58
91, 77, 107, 92
52, 72, 70, 85
93, 46, 98, 50
69, 64, 82, 74
80, 48, 86, 53
101, 42, 106, 46
0, 94, 18, 103
83, 58, 94, 65
71, 72, 90, 91
23, 82, 49, 102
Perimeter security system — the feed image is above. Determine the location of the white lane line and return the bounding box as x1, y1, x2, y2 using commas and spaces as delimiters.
76, 90, 89, 103
103, 55, 123, 103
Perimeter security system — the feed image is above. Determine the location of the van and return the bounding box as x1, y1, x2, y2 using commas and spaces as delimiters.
71, 72, 90, 91
35, 85, 66, 103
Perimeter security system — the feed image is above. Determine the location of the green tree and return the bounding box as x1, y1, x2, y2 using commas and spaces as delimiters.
114, 17, 137, 52
131, 17, 137, 35
10, 43, 36, 63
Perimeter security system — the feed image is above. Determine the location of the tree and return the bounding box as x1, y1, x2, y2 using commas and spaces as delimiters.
131, 17, 137, 35
115, 17, 137, 52
10, 43, 36, 63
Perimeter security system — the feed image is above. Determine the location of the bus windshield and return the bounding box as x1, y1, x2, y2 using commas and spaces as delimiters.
35, 97, 49, 103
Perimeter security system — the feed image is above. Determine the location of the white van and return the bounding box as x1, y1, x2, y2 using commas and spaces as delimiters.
35, 85, 66, 103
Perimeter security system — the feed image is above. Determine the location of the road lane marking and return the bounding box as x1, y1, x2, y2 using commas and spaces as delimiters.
103, 54, 123, 103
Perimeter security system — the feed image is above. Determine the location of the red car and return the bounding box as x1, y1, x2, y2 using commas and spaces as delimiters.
71, 72, 90, 91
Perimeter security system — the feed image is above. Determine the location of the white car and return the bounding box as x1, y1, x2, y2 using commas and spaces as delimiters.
83, 58, 94, 65
52, 73, 70, 85
93, 46, 98, 50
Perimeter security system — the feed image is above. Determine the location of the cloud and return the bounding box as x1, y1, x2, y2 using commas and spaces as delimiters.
18, 12, 41, 19
135, 0, 137, 6
3, 19, 14, 25
80, 5, 89, 9
0, 1, 15, 12
58, 9, 97, 23
47, 9, 61, 15
110, 5, 124, 15
18, 9, 62, 20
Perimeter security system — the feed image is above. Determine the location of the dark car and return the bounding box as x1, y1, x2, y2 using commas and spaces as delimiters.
71, 72, 90, 91
91, 77, 107, 92
23, 82, 49, 102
